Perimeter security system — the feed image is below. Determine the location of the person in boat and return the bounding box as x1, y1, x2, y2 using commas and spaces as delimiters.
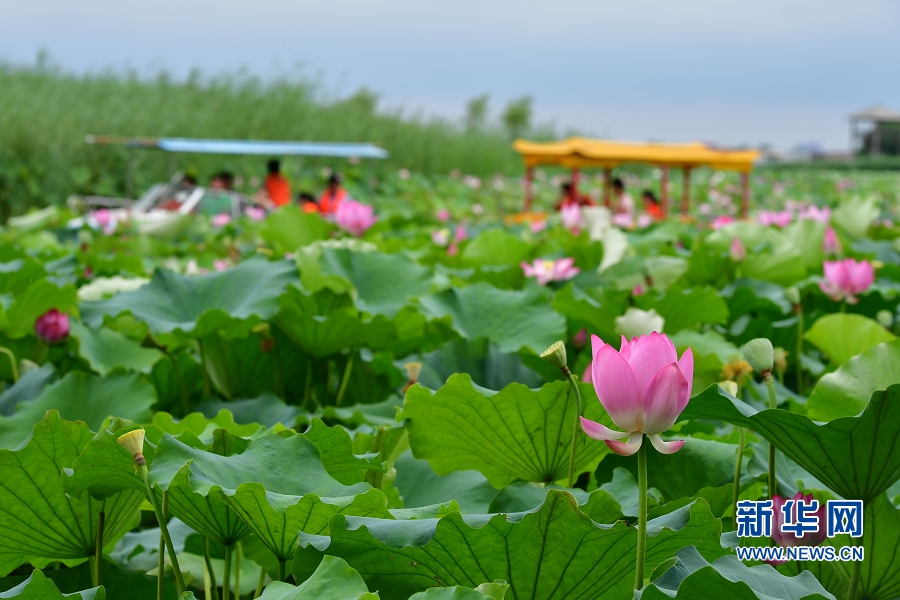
263, 160, 292, 208
298, 192, 320, 213
612, 177, 635, 215
554, 181, 594, 211
318, 173, 350, 214
642, 190, 665, 221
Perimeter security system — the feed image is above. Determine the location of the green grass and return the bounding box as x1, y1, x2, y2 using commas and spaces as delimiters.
0, 63, 526, 217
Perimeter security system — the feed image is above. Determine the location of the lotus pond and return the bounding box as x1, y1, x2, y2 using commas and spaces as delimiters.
2, 168, 900, 600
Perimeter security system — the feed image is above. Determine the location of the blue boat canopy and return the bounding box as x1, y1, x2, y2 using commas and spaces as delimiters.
85, 135, 388, 159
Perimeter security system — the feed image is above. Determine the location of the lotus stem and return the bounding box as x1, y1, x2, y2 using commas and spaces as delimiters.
0, 347, 18, 382
235, 542, 241, 599
199, 339, 212, 398
561, 367, 583, 488
141, 465, 186, 594
223, 543, 232, 600
847, 536, 862, 600
254, 566, 266, 598
765, 373, 777, 497
203, 538, 219, 600
93, 504, 105, 587
302, 360, 313, 409
732, 427, 745, 528
157, 514, 165, 600
335, 352, 354, 407
634, 437, 648, 590
278, 559, 286, 583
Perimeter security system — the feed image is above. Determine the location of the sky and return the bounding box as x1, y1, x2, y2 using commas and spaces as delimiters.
2, 0, 899, 150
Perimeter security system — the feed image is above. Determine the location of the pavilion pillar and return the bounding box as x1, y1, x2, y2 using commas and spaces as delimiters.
660, 166, 669, 218
571, 167, 580, 196
602, 168, 612, 208
680, 167, 692, 215
740, 171, 750, 219
524, 166, 534, 213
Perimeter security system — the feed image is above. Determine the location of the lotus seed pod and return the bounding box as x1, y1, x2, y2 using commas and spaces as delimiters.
403, 362, 422, 383
117, 429, 146, 463
540, 341, 568, 370
784, 286, 800, 305
719, 381, 739, 396
742, 338, 774, 374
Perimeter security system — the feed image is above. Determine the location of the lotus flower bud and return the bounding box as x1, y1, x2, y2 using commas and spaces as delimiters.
784, 286, 800, 305
877, 310, 894, 329
35, 309, 69, 344
729, 237, 746, 262
540, 341, 568, 370
117, 429, 147, 465
572, 328, 588, 350
719, 381, 739, 396
742, 338, 774, 375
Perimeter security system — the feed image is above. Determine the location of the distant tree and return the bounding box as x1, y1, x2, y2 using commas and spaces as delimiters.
465, 94, 490, 131
344, 87, 380, 115
502, 95, 533, 139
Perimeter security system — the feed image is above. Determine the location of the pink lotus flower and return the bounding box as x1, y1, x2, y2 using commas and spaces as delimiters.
612, 213, 635, 229
432, 228, 451, 247
335, 199, 377, 237
560, 204, 583, 233
823, 227, 841, 256
711, 215, 735, 229
93, 208, 112, 227
447, 243, 459, 256
211, 213, 232, 227
772, 492, 828, 549
729, 237, 746, 262
530, 219, 548, 234
521, 258, 580, 286
580, 333, 693, 456
35, 309, 70, 344
757, 210, 793, 228
214, 259, 229, 271
454, 225, 467, 242
632, 284, 645, 296
436, 209, 450, 222
799, 205, 830, 223
573, 328, 588, 350
819, 259, 874, 304
245, 206, 266, 221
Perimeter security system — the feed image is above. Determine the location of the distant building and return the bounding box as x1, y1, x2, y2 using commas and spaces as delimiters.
850, 105, 900, 156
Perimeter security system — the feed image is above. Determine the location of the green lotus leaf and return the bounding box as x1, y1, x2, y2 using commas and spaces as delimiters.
69, 322, 163, 376
256, 556, 375, 600
641, 546, 833, 600
80, 256, 298, 337
293, 490, 726, 600
408, 583, 509, 600
742, 249, 807, 286
0, 363, 56, 417
460, 229, 531, 268
719, 279, 791, 319
551, 284, 628, 346
198, 330, 276, 399
303, 418, 384, 485
298, 247, 434, 318
417, 283, 566, 354
414, 338, 544, 391
804, 313, 896, 366
400, 375, 611, 488
260, 206, 334, 254
635, 286, 729, 334
393, 451, 499, 514
274, 286, 395, 358
681, 383, 900, 503
0, 413, 143, 574
0, 371, 155, 450
2, 279, 78, 339
807, 340, 900, 421
0, 569, 104, 600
